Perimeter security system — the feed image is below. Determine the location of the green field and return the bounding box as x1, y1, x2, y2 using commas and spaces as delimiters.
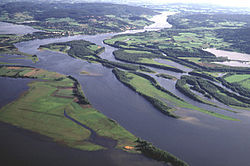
224, 74, 250, 83
113, 68, 238, 121
0, 66, 138, 151
224, 74, 250, 90
0, 65, 192, 165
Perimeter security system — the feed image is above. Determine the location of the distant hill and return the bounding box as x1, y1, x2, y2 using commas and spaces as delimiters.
0, 2, 156, 20
0, 2, 157, 34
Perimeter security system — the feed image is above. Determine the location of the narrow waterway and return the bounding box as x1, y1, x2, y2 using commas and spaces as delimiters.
1, 12, 250, 166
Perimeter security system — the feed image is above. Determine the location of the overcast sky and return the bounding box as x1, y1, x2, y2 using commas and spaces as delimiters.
140, 0, 250, 8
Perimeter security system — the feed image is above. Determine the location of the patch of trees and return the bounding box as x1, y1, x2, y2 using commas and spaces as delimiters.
40, 40, 153, 72
113, 49, 162, 61
95, 58, 152, 72
217, 76, 250, 98
175, 76, 208, 103
136, 138, 189, 166
40, 40, 104, 59
67, 76, 90, 105
216, 28, 250, 54
188, 71, 218, 82
161, 46, 215, 58
177, 75, 250, 107
113, 49, 184, 73
195, 76, 250, 107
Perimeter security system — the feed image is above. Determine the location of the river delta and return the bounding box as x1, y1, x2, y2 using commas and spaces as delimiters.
1, 8, 250, 166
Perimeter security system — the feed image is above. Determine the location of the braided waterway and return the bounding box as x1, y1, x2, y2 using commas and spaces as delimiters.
1, 11, 250, 166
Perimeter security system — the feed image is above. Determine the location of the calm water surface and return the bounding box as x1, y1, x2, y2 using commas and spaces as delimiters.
205, 48, 250, 67
1, 12, 250, 166
0, 21, 40, 35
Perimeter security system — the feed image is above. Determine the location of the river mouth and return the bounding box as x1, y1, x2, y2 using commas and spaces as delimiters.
1, 11, 250, 166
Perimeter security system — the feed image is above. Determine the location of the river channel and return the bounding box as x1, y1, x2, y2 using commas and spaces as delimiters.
1, 12, 250, 166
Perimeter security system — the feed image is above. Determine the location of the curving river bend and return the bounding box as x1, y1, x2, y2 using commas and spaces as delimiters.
1, 12, 250, 166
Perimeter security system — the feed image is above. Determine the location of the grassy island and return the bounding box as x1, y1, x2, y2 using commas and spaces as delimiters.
0, 65, 189, 165
0, 65, 137, 151
112, 68, 239, 121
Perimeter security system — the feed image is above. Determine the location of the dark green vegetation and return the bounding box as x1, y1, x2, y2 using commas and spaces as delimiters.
113, 49, 184, 73
177, 75, 250, 108
222, 73, 250, 97
136, 138, 189, 166
40, 40, 153, 73
40, 40, 105, 60
168, 13, 250, 55
112, 68, 238, 121
105, 10, 250, 120
0, 34, 38, 61
105, 12, 250, 73
0, 2, 156, 35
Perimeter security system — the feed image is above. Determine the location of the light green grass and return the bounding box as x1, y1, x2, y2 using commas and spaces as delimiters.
67, 103, 137, 149
239, 79, 250, 90
125, 71, 238, 121
224, 74, 250, 83
139, 58, 175, 68
0, 66, 138, 151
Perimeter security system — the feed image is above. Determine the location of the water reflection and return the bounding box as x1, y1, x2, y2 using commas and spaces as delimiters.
0, 21, 40, 35
205, 48, 250, 67
1, 11, 250, 166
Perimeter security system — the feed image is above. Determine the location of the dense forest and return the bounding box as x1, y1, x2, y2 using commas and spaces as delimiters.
0, 2, 156, 34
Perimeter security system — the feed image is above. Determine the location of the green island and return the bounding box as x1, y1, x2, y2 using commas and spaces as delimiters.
0, 65, 189, 166
156, 73, 177, 80
39, 40, 105, 60
103, 8, 250, 120
113, 49, 184, 73
39, 40, 154, 73
112, 68, 238, 121
40, 38, 240, 121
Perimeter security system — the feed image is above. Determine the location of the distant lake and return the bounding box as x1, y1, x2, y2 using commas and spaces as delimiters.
205, 48, 250, 67
0, 22, 40, 35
